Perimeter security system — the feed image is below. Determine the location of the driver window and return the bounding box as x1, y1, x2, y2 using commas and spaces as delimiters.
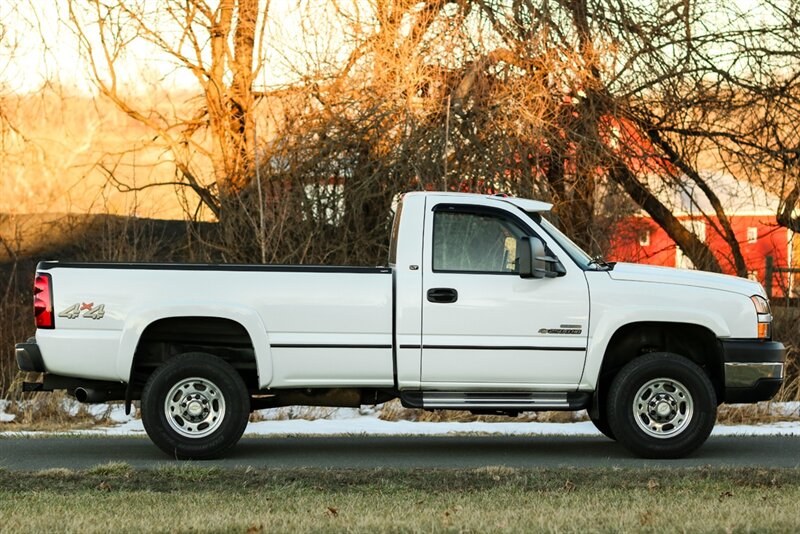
433, 210, 527, 273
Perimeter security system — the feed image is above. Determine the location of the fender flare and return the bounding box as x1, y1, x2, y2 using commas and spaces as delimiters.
580, 310, 730, 390
116, 302, 273, 388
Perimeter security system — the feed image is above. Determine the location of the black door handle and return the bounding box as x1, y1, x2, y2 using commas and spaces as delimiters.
427, 288, 458, 303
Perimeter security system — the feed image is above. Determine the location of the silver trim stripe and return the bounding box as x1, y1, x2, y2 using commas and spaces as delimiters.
422, 392, 570, 410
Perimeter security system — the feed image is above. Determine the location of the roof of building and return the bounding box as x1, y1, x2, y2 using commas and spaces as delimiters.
650, 173, 780, 217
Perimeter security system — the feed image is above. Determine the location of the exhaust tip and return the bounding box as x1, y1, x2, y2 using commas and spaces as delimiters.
74, 387, 88, 403
73, 385, 124, 403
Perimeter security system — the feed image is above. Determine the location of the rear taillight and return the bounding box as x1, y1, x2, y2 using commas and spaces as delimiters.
33, 273, 54, 329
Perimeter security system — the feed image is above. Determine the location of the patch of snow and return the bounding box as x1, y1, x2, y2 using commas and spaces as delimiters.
3, 401, 800, 437
771, 401, 798, 417
711, 422, 800, 436
0, 400, 14, 423
244, 418, 604, 436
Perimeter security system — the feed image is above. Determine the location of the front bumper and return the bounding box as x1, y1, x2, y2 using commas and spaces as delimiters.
721, 339, 785, 403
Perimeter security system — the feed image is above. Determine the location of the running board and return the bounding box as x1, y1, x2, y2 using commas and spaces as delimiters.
400, 391, 591, 411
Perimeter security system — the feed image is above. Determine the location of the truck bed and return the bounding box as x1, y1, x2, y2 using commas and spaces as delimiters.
35, 261, 395, 388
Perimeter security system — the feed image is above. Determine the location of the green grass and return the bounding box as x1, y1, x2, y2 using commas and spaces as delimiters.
0, 465, 799, 532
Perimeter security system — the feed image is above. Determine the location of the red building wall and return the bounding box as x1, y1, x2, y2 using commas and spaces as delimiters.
608, 214, 796, 297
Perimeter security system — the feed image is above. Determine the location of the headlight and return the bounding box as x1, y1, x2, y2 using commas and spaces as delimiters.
751, 295, 771, 315
751, 295, 772, 339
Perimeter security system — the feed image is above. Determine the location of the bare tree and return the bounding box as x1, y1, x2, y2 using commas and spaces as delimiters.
0, 3, 23, 149
420, 1, 735, 270
58, 0, 800, 275
331, 0, 800, 274
67, 0, 269, 218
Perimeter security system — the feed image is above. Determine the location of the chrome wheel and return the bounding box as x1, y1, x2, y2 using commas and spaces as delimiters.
633, 377, 694, 439
164, 377, 226, 438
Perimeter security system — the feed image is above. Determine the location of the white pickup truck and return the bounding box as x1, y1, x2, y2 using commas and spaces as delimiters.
16, 191, 785, 459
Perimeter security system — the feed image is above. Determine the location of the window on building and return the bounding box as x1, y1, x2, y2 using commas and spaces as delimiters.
747, 227, 758, 244
681, 219, 706, 243
676, 247, 693, 269
638, 230, 650, 247
304, 183, 344, 225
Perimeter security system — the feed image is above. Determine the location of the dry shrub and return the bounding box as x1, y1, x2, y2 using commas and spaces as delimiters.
717, 402, 800, 425
777, 345, 800, 402
2, 391, 113, 431
377, 399, 586, 424
250, 406, 341, 422
770, 305, 800, 402
0, 270, 34, 398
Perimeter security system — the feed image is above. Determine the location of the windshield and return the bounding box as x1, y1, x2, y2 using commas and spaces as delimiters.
527, 212, 594, 269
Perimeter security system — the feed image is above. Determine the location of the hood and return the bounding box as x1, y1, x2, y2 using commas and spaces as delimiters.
607, 262, 764, 297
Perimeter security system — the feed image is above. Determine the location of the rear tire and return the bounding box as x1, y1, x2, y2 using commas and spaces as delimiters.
607, 352, 716, 459
141, 352, 250, 460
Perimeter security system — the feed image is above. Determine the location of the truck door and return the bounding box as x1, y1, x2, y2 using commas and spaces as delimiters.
420, 200, 590, 389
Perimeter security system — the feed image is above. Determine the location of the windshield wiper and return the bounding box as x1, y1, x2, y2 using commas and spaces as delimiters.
588, 256, 615, 270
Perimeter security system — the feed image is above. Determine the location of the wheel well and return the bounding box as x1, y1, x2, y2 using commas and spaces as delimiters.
129, 317, 258, 396
596, 322, 724, 409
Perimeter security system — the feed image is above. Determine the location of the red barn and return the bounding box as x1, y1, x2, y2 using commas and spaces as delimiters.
607, 174, 799, 297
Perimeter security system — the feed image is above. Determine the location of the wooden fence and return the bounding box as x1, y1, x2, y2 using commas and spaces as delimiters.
764, 255, 800, 301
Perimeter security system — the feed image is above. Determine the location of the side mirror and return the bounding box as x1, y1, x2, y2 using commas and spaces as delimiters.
519, 236, 565, 279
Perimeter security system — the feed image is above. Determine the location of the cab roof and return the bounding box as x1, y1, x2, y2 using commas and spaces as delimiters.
405, 191, 552, 212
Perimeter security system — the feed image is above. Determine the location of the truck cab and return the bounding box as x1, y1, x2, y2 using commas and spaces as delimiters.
393, 193, 591, 395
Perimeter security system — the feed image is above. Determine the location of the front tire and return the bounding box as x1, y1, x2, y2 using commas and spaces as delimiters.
607, 353, 716, 459
141, 352, 250, 460
590, 413, 616, 441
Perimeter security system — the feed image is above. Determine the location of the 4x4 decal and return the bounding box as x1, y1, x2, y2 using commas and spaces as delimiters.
58, 302, 106, 320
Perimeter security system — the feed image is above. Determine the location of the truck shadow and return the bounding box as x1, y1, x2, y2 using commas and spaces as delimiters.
0, 435, 796, 470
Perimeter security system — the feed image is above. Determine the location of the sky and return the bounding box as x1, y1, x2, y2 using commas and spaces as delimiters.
0, 0, 778, 95
0, 0, 349, 94
0, 0, 361, 217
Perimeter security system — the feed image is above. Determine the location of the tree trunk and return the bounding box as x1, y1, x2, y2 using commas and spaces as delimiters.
610, 161, 723, 272
644, 126, 748, 277
229, 0, 259, 190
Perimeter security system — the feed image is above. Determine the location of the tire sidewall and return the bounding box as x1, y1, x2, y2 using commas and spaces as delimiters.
607, 353, 716, 458
141, 353, 250, 460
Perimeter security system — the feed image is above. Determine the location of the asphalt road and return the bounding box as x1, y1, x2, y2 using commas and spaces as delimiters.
0, 435, 799, 470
